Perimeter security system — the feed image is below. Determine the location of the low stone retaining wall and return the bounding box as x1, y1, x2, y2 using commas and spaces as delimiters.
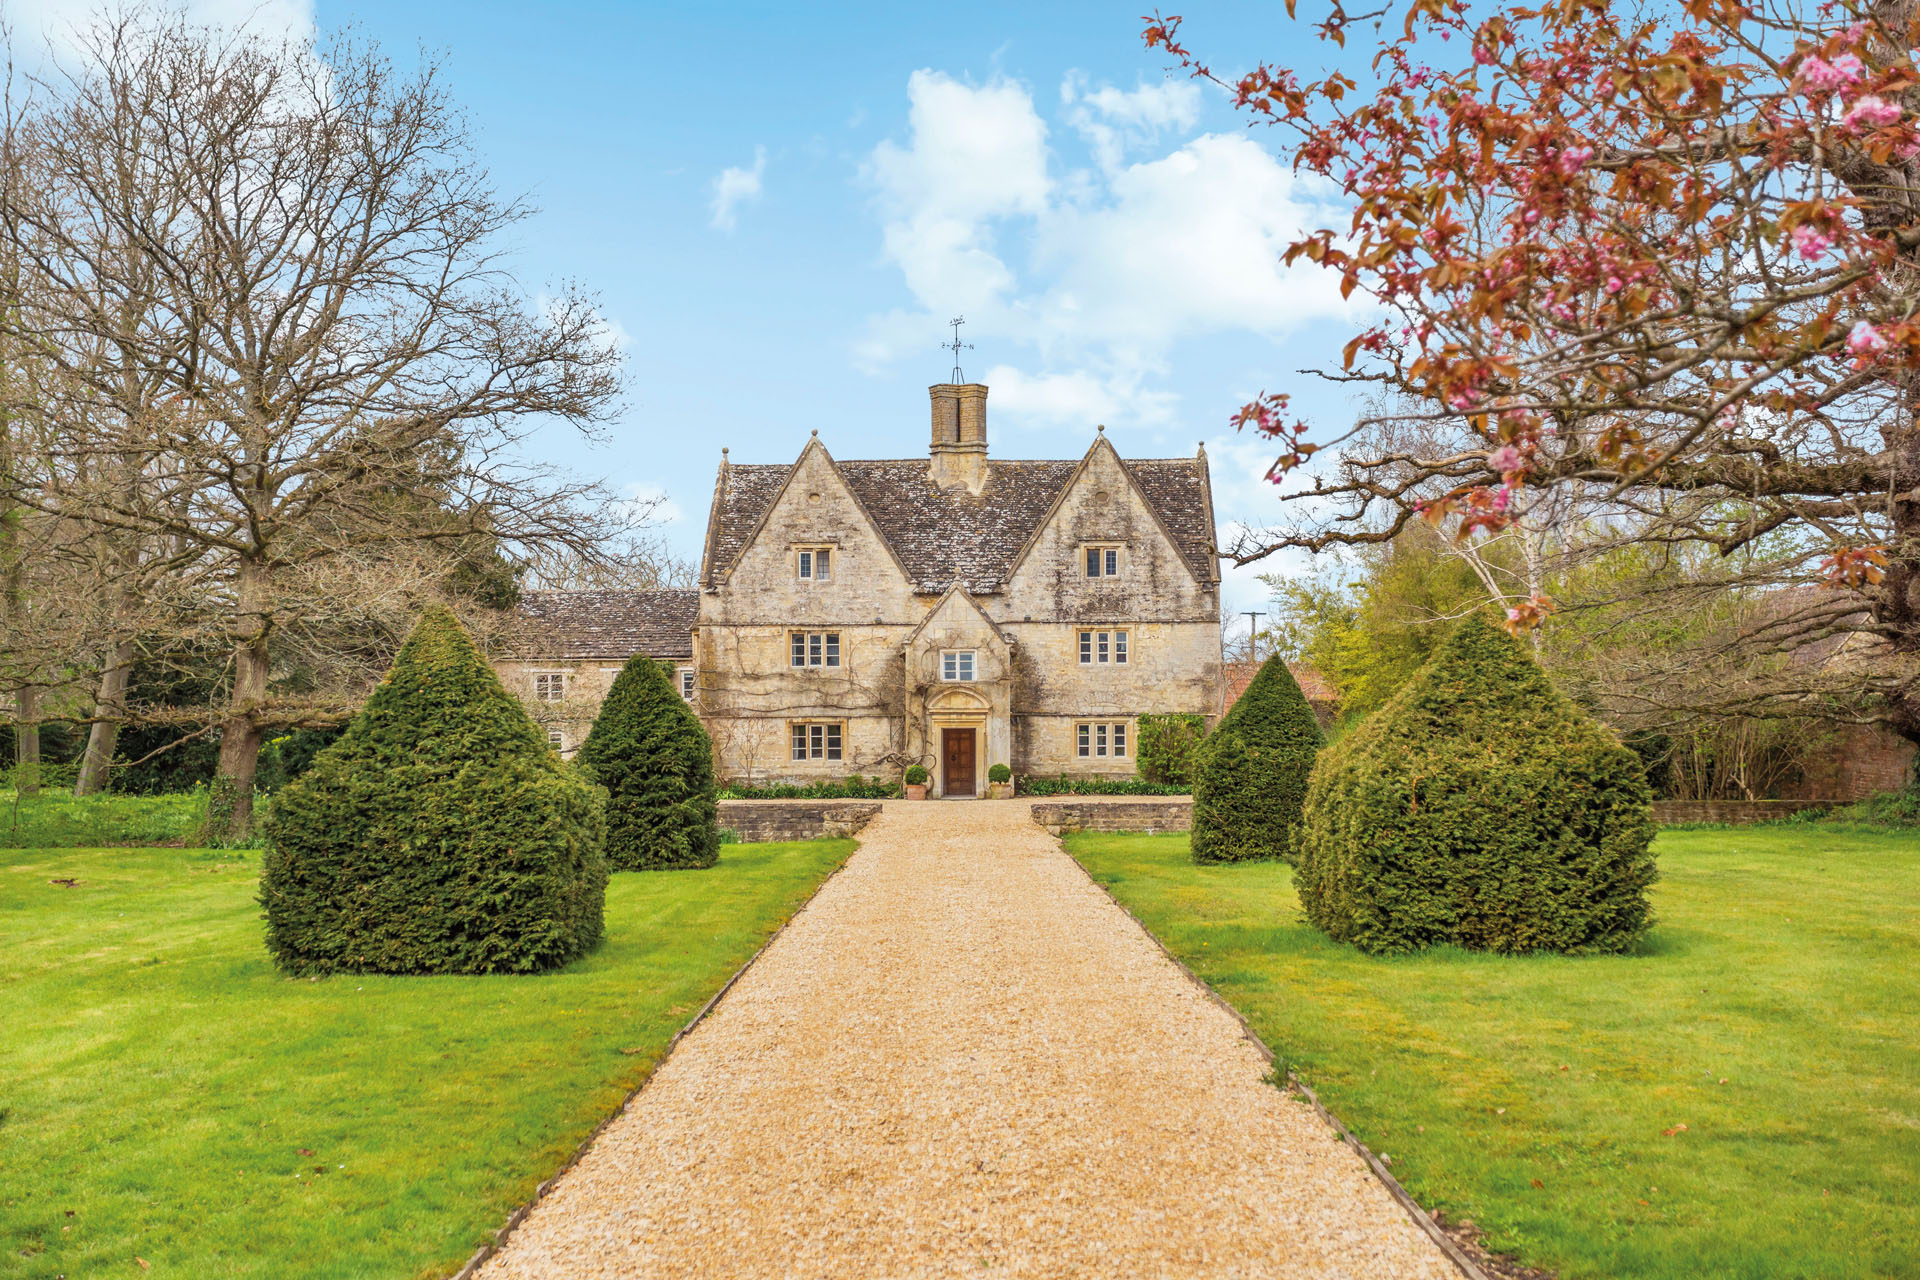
1030, 798, 1193, 836
1652, 799, 1831, 825
717, 800, 883, 843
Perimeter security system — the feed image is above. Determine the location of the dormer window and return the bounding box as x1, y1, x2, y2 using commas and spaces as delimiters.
797, 547, 833, 581
1084, 544, 1124, 578
941, 650, 976, 682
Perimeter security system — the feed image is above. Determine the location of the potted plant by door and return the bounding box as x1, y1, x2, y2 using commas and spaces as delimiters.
987, 763, 1012, 799
903, 764, 929, 800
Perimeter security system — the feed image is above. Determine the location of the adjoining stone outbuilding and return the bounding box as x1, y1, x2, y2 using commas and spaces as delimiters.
493, 589, 699, 756
493, 381, 1225, 794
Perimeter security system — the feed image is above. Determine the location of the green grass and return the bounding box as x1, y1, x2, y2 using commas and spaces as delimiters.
1, 837, 854, 1279
1066, 827, 1920, 1280
0, 790, 213, 848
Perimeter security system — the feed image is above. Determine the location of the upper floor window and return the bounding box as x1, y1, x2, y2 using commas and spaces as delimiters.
1077, 721, 1129, 758
1078, 629, 1129, 665
796, 546, 833, 581
533, 671, 567, 702
791, 722, 843, 761
1084, 545, 1124, 578
790, 631, 841, 668
679, 668, 696, 699
941, 650, 976, 682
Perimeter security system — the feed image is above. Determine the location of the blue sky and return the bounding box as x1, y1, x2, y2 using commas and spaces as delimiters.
21, 1, 1375, 622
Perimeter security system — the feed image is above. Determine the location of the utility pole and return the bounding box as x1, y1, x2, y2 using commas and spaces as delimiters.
1243, 610, 1263, 663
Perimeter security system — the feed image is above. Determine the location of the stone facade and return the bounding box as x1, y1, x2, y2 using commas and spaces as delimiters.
691, 384, 1223, 796
489, 384, 1223, 793
492, 589, 698, 756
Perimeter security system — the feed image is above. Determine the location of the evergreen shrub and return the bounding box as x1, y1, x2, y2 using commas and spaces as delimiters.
988, 763, 1011, 784
1015, 774, 1187, 796
1191, 655, 1324, 864
1296, 614, 1657, 955
261, 608, 606, 975
904, 765, 929, 785
1137, 713, 1207, 787
577, 656, 720, 871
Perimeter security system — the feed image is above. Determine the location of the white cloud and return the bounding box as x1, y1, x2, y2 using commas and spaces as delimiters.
709, 145, 767, 232
858, 71, 1357, 430
623, 481, 682, 526
7, 0, 315, 60
982, 364, 1178, 433
864, 70, 1050, 319
1061, 72, 1202, 171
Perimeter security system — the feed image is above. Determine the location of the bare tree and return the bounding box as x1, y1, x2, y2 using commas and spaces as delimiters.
0, 13, 628, 831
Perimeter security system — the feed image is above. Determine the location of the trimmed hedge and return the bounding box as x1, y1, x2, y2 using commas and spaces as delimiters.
1296, 614, 1656, 955
1016, 774, 1188, 796
1191, 655, 1323, 864
261, 608, 607, 975
577, 657, 720, 870
719, 776, 898, 800
1137, 713, 1207, 788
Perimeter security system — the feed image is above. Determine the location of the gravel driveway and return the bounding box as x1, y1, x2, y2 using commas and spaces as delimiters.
476, 799, 1458, 1279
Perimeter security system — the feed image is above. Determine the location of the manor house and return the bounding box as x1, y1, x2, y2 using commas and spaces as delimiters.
496, 382, 1224, 797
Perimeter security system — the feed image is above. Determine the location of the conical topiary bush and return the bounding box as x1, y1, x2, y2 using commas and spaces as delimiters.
260, 607, 607, 975
1296, 613, 1656, 955
576, 657, 719, 871
1191, 654, 1324, 864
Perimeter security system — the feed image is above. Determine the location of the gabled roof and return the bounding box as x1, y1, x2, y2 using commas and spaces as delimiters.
502, 589, 698, 660
704, 450, 1217, 593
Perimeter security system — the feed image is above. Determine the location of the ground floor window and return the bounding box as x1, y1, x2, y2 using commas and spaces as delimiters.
680, 668, 696, 699
790, 722, 843, 761
1076, 721, 1129, 758
546, 727, 566, 750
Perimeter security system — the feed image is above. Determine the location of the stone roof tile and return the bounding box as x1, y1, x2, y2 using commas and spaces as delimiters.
707, 455, 1216, 593
504, 589, 698, 659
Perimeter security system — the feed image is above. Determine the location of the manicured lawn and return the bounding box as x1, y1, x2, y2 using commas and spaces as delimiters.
1066, 826, 1920, 1280
1, 838, 854, 1279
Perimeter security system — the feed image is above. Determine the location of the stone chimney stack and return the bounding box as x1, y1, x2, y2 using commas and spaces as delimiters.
928, 383, 989, 494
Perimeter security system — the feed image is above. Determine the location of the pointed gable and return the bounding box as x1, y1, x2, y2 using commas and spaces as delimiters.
703, 447, 1213, 595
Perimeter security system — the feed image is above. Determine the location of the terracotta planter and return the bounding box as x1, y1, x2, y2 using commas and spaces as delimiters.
905, 783, 928, 800
988, 781, 1012, 800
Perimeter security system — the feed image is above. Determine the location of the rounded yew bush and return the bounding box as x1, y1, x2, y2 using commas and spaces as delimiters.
261, 607, 607, 975
1191, 655, 1324, 864
1296, 614, 1656, 955
576, 657, 720, 871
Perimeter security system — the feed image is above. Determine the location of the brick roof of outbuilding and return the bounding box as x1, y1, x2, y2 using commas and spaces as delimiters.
502, 589, 698, 659
705, 453, 1218, 593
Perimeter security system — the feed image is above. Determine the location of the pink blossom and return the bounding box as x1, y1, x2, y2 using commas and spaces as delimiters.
1523, 208, 1541, 225
1790, 224, 1835, 260
1843, 95, 1902, 130
1506, 606, 1524, 623
1847, 320, 1890, 357
1492, 485, 1513, 513
1448, 391, 1480, 411
1488, 444, 1523, 471
1557, 145, 1594, 176
1799, 52, 1865, 93
1474, 44, 1495, 65
1605, 276, 1625, 294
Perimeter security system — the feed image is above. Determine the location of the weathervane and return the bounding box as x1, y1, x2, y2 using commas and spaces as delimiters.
942, 315, 973, 383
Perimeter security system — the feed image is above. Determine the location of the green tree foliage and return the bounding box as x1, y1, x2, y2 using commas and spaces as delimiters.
1296, 614, 1656, 955
260, 608, 607, 975
1191, 656, 1324, 864
1266, 524, 1490, 725
1136, 713, 1207, 787
576, 658, 719, 871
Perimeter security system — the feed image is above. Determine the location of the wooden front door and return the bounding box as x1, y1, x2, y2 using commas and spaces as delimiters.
941, 729, 976, 797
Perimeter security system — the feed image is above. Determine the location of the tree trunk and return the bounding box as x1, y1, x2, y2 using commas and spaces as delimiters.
73, 639, 137, 797
13, 686, 39, 795
211, 560, 271, 838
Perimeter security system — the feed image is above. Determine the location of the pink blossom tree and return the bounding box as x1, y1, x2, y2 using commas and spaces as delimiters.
1148, 0, 1920, 744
